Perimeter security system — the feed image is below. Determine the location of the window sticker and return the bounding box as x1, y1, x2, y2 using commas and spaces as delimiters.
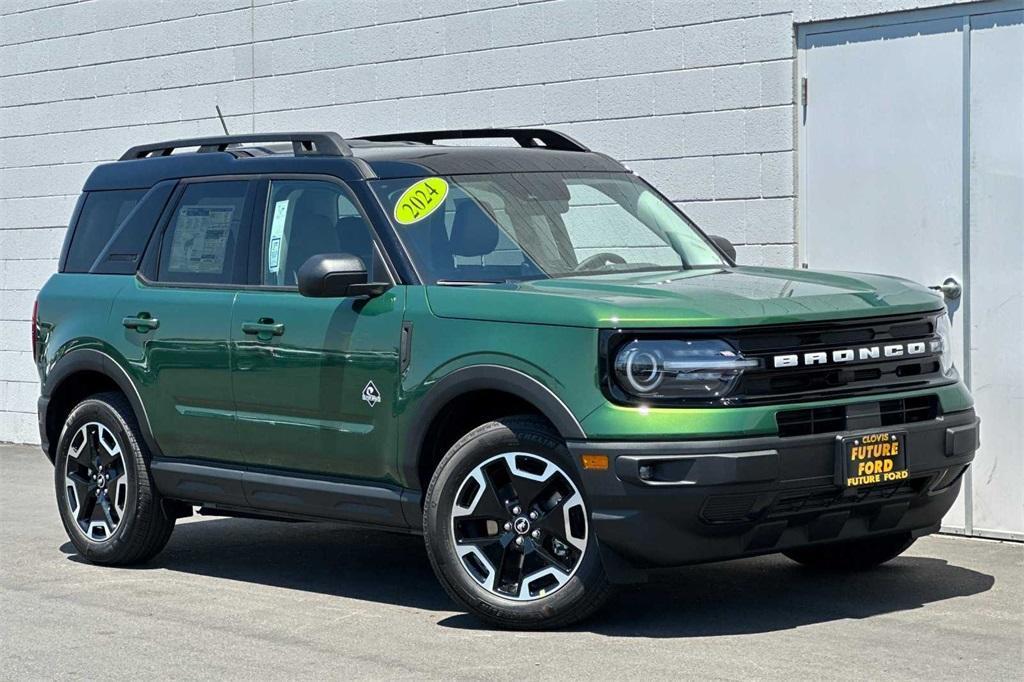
268, 238, 282, 273
393, 177, 449, 225
268, 199, 289, 273
167, 205, 234, 274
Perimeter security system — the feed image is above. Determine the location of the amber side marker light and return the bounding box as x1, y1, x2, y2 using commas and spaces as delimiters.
581, 454, 609, 471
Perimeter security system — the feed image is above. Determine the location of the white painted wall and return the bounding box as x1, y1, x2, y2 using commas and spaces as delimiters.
0, 0, 977, 443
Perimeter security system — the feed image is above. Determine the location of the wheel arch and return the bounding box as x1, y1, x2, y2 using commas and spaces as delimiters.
402, 365, 586, 494
41, 348, 161, 463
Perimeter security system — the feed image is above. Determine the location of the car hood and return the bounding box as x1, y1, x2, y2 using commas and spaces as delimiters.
424, 267, 946, 328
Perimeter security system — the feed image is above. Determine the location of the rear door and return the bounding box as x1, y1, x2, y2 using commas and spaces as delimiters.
230, 177, 405, 481
110, 178, 257, 463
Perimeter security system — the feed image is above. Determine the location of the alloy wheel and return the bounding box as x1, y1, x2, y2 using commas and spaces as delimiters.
64, 422, 129, 542
450, 452, 588, 601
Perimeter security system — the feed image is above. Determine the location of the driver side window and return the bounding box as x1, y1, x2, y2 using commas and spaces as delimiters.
262, 180, 380, 287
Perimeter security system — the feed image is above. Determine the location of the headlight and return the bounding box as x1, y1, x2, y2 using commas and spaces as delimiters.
934, 313, 955, 376
613, 339, 759, 400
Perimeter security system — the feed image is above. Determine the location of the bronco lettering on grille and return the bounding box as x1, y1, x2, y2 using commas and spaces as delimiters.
772, 340, 938, 369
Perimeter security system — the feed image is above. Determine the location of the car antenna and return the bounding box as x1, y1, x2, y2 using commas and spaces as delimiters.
215, 105, 229, 135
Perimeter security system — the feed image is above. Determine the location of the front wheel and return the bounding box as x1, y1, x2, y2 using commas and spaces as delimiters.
423, 416, 611, 629
783, 533, 915, 571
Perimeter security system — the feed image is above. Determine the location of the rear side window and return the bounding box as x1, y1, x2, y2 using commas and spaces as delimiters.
64, 190, 145, 273
157, 181, 252, 285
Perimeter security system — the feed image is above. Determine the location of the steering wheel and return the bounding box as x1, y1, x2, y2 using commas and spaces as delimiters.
574, 252, 627, 272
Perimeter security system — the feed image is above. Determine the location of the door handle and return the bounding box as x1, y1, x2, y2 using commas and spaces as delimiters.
122, 314, 159, 332
241, 320, 285, 337
929, 277, 962, 300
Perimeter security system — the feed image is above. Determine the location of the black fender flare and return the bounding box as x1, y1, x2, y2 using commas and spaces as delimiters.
41, 348, 163, 461
400, 364, 586, 490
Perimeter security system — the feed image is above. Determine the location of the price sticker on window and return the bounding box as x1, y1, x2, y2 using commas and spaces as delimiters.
267, 199, 288, 273
393, 177, 448, 225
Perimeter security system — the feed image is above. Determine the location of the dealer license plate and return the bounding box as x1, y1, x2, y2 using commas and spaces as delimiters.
838, 430, 909, 488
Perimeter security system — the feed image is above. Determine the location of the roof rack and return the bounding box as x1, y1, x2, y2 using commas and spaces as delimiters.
358, 128, 591, 152
119, 132, 352, 161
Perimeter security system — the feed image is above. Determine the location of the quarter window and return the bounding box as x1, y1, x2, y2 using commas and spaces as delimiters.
65, 190, 146, 273
157, 181, 252, 285
262, 180, 381, 287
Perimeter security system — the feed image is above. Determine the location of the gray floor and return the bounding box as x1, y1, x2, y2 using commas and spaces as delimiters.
2, 443, 1021, 680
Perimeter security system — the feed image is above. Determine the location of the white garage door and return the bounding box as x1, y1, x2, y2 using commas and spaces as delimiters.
799, 1, 1023, 539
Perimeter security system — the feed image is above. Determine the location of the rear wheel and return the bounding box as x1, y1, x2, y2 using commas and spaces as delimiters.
783, 533, 915, 570
424, 416, 611, 629
54, 392, 175, 565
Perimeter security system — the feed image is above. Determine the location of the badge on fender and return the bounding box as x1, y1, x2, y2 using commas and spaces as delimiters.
362, 381, 382, 407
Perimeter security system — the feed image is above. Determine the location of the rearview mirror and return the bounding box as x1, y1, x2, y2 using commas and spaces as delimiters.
297, 253, 391, 298
709, 235, 737, 262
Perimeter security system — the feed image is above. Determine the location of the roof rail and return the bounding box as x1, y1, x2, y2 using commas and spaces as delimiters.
119, 132, 352, 161
358, 128, 591, 152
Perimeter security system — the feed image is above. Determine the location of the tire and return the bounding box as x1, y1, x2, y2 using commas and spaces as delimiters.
423, 416, 612, 630
54, 391, 175, 565
783, 533, 915, 571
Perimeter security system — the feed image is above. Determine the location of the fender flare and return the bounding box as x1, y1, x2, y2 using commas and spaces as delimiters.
400, 364, 586, 490
42, 348, 163, 460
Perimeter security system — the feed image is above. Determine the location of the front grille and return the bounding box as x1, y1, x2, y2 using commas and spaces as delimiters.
601, 312, 954, 407
776, 405, 846, 437
879, 395, 939, 426
776, 394, 940, 437
701, 494, 759, 523
729, 313, 948, 405
699, 476, 929, 524
767, 477, 926, 518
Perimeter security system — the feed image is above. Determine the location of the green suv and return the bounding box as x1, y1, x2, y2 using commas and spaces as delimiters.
34, 129, 979, 628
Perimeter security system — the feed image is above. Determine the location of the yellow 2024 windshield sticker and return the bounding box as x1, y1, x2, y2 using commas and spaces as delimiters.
393, 177, 448, 225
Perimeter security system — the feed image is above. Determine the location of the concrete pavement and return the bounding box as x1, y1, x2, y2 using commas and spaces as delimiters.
2, 443, 1021, 680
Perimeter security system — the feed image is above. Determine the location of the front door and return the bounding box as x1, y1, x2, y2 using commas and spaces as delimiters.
110, 178, 257, 463
231, 178, 405, 482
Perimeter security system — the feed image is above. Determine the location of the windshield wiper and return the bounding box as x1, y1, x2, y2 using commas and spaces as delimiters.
436, 279, 506, 286
545, 266, 682, 280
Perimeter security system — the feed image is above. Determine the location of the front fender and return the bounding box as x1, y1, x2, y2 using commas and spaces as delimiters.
398, 363, 588, 491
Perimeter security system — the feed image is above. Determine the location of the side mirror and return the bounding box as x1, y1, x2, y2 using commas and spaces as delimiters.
297, 253, 391, 298
709, 235, 737, 262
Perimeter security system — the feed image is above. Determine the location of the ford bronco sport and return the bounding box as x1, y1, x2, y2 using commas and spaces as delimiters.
34, 129, 979, 629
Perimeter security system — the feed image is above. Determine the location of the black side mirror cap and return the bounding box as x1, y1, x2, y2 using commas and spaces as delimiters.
709, 235, 737, 262
297, 253, 391, 298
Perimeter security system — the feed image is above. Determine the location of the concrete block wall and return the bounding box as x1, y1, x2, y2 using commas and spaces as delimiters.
0, 0, 972, 443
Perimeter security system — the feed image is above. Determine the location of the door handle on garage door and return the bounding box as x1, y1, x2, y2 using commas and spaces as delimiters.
929, 277, 962, 301
122, 314, 159, 332
241, 319, 285, 338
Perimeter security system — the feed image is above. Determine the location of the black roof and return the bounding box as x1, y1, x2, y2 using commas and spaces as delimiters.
350, 142, 625, 178
85, 129, 627, 191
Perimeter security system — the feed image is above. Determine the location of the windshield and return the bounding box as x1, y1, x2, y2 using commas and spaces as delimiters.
370, 172, 726, 284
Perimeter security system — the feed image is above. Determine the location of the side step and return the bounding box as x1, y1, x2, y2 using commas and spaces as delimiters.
151, 460, 422, 530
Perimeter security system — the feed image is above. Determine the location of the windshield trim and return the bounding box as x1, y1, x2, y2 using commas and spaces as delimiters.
627, 173, 735, 268
435, 264, 730, 287
545, 263, 729, 280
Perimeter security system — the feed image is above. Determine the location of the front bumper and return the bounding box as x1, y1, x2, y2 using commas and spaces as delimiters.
567, 408, 978, 579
